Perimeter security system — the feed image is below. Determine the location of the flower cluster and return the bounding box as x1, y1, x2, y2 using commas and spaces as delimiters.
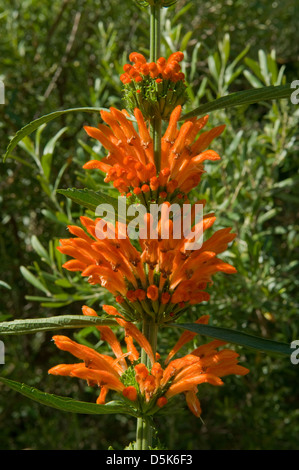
120, 52, 185, 85
83, 104, 225, 202
120, 52, 188, 119
49, 308, 249, 417
50, 49, 248, 423
57, 213, 236, 323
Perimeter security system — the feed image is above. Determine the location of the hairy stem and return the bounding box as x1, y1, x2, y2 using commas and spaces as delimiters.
135, 2, 162, 452
135, 318, 158, 450
150, 3, 162, 173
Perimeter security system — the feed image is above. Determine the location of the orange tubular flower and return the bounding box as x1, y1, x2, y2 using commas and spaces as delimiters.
49, 309, 249, 418
57, 202, 237, 324
83, 104, 224, 201
49, 304, 155, 405
159, 323, 249, 417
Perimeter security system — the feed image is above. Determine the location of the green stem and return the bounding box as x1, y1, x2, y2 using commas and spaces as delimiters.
135, 318, 158, 450
150, 3, 162, 173
150, 6, 155, 62
135, 1, 162, 452
150, 4, 161, 61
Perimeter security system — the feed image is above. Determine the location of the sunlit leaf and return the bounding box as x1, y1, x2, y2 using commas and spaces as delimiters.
0, 377, 138, 416
0, 315, 117, 335
3, 107, 107, 162
171, 323, 292, 356
180, 84, 293, 120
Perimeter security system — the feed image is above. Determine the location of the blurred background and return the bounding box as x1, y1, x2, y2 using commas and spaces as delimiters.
0, 0, 298, 450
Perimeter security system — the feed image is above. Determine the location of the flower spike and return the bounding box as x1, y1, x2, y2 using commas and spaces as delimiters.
49, 314, 249, 418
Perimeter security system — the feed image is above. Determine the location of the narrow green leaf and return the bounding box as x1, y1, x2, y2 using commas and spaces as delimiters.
0, 377, 137, 416
57, 188, 117, 213
170, 323, 292, 356
258, 49, 270, 85
180, 30, 192, 52
226, 45, 250, 75
54, 278, 73, 288
0, 281, 11, 290
31, 235, 51, 264
220, 33, 230, 66
257, 208, 279, 225
20, 266, 51, 295
0, 315, 117, 335
244, 57, 264, 82
57, 188, 132, 223
243, 70, 264, 88
208, 53, 220, 81
43, 126, 69, 156
34, 122, 47, 155
3, 107, 107, 162
180, 84, 293, 120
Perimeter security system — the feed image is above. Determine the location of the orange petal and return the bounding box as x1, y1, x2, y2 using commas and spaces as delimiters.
62, 260, 86, 272
52, 335, 121, 377
70, 367, 125, 392
97, 386, 109, 404
185, 388, 202, 417
165, 316, 210, 364
166, 373, 223, 399
48, 363, 83, 376
103, 305, 155, 365
125, 334, 140, 362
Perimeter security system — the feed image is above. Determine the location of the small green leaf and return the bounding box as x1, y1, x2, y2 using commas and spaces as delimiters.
0, 281, 11, 290
257, 208, 279, 225
243, 70, 264, 88
54, 278, 73, 288
20, 266, 51, 295
31, 236, 51, 265
258, 49, 270, 85
220, 33, 230, 66
43, 126, 69, 156
0, 377, 137, 416
170, 323, 292, 356
244, 57, 264, 82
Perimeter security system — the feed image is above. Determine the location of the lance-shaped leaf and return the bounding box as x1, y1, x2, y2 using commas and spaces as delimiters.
0, 315, 117, 336
0, 377, 138, 416
3, 107, 107, 162
180, 84, 293, 120
171, 323, 292, 356
56, 188, 133, 223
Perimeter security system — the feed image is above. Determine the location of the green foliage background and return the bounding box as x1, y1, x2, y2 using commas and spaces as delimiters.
0, 0, 298, 450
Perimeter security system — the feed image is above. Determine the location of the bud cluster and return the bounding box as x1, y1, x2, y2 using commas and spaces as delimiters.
120, 52, 188, 120
135, 1, 178, 9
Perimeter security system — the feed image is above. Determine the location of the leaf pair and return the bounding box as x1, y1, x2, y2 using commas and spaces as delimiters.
3, 85, 294, 162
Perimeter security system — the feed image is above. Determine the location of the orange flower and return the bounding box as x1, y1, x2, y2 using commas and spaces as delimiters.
49, 304, 155, 405
160, 329, 249, 417
102, 304, 155, 365
83, 105, 224, 199
49, 309, 249, 418
120, 51, 185, 85
165, 315, 210, 364
57, 206, 237, 323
